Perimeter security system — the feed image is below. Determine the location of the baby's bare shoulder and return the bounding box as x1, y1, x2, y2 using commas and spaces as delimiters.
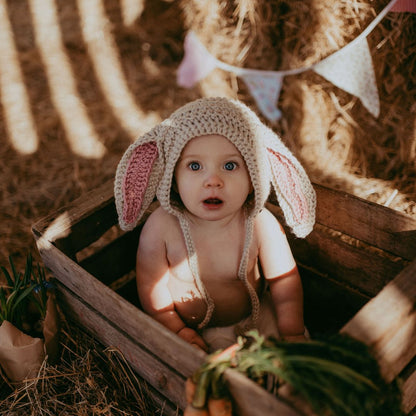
255, 208, 286, 239
256, 207, 282, 227
144, 206, 175, 226
141, 207, 180, 240
138, 207, 184, 263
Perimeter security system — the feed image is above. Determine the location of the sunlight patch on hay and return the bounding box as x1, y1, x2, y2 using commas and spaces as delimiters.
29, 0, 106, 159
120, 0, 145, 26
78, 0, 160, 138
0, 0, 38, 155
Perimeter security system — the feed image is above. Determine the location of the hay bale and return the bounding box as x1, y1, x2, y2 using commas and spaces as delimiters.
178, 0, 416, 213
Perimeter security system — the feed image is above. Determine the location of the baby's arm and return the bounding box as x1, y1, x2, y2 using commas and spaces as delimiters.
257, 209, 306, 341
136, 210, 208, 351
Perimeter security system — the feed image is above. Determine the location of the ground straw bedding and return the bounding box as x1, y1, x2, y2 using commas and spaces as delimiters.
0, 319, 166, 415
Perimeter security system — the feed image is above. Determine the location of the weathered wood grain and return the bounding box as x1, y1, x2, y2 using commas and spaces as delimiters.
79, 227, 141, 285
56, 283, 184, 414
32, 181, 116, 257
341, 258, 416, 382
35, 239, 205, 377
224, 369, 301, 416
57, 280, 306, 416
267, 202, 407, 296
314, 184, 416, 261
32, 180, 416, 415
402, 365, 416, 414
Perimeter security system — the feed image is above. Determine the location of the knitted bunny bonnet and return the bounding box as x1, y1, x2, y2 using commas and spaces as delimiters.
114, 97, 316, 329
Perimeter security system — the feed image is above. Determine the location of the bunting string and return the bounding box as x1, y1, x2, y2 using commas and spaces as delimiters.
177, 0, 411, 122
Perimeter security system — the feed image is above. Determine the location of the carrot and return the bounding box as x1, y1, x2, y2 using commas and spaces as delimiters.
208, 397, 233, 416
192, 370, 211, 408
185, 377, 196, 404
209, 343, 240, 364
186, 343, 241, 415
183, 404, 209, 416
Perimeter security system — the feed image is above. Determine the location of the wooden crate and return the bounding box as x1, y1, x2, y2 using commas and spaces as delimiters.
32, 180, 416, 415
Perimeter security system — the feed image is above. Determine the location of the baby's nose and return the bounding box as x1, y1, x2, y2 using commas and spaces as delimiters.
204, 172, 223, 187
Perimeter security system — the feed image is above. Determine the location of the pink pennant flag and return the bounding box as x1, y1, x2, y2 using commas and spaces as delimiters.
390, 0, 416, 12
177, 31, 218, 88
313, 37, 380, 117
240, 73, 284, 122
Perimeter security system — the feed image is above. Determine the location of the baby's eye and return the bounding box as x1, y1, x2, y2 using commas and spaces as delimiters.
224, 161, 237, 171
188, 162, 201, 171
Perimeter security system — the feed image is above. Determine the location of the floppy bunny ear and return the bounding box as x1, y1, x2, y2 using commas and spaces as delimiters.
114, 131, 163, 231
267, 147, 316, 238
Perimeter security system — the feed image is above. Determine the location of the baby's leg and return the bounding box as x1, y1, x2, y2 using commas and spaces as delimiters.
200, 293, 279, 352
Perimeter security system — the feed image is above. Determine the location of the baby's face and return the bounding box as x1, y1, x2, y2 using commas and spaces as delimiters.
174, 134, 252, 222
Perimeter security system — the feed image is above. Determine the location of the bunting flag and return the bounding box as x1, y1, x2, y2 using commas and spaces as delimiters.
313, 37, 380, 117
240, 73, 284, 122
177, 31, 218, 88
177, 0, 404, 122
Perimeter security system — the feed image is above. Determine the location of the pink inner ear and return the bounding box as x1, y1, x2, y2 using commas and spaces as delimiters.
267, 148, 309, 223
122, 142, 158, 225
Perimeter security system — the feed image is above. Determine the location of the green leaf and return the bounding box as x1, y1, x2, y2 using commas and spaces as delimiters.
11, 285, 35, 311
23, 253, 33, 286
1, 266, 13, 287
8, 256, 21, 287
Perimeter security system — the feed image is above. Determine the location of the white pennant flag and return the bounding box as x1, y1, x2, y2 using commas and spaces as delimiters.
240, 73, 284, 121
313, 37, 380, 117
177, 31, 218, 88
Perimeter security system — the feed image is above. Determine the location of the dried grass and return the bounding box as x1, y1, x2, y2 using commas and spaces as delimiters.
0, 319, 167, 416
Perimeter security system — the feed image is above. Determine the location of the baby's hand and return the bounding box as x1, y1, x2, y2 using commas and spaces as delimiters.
177, 327, 209, 352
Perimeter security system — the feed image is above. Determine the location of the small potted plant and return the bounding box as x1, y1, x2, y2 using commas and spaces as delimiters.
0, 254, 60, 382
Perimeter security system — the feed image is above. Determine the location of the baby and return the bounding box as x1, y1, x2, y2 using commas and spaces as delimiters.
114, 97, 316, 352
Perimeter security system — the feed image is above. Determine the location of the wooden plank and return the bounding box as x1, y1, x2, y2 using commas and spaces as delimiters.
224, 370, 301, 416
35, 240, 206, 377
402, 366, 416, 414
301, 267, 369, 334
56, 283, 186, 413
314, 184, 416, 261
267, 202, 407, 296
57, 274, 306, 416
400, 357, 416, 415
289, 228, 407, 296
115, 278, 141, 307
32, 181, 117, 255
79, 228, 141, 285
341, 258, 416, 382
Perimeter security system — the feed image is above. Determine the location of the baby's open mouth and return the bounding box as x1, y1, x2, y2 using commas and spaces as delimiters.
204, 198, 223, 205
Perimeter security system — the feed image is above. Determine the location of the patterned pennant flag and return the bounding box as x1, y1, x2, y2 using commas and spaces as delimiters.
313, 37, 380, 117
240, 73, 284, 121
177, 31, 218, 88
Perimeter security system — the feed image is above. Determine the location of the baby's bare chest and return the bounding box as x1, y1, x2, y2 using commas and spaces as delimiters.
165, 230, 261, 327
167, 233, 257, 283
